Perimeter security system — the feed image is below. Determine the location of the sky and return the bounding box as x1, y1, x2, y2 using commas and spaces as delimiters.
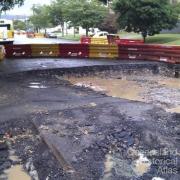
7, 0, 51, 15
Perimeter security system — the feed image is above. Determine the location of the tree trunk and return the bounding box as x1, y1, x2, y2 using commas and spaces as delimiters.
74, 27, 75, 38
65, 23, 68, 36
143, 35, 146, 43
142, 31, 147, 43
61, 22, 64, 37
86, 28, 89, 36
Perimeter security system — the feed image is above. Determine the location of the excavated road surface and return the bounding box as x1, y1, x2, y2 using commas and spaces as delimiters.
0, 59, 179, 180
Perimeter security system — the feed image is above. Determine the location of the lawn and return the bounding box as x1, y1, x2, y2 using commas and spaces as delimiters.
57, 32, 180, 45
145, 34, 180, 45
58, 34, 81, 41
119, 32, 180, 45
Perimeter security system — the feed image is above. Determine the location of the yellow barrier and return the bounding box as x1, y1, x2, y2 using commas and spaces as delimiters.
89, 44, 118, 58
91, 37, 108, 44
34, 33, 45, 38
0, 46, 5, 60
31, 44, 59, 57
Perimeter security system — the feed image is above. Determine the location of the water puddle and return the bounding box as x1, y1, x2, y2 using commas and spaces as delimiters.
28, 82, 47, 89
66, 77, 143, 101
152, 177, 165, 180
65, 76, 180, 113
102, 154, 114, 179
167, 106, 180, 113
4, 165, 31, 180
131, 152, 151, 176
158, 78, 180, 89
1, 150, 31, 180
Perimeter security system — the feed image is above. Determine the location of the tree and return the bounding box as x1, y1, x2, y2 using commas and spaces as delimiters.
98, 13, 118, 33
0, 0, 24, 13
13, 20, 26, 30
113, 0, 180, 41
49, 0, 67, 37
65, 0, 108, 36
30, 5, 51, 33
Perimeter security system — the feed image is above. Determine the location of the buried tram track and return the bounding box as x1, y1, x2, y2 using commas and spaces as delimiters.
0, 60, 179, 180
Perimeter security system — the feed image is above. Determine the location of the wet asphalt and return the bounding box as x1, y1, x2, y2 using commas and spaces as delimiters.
13, 34, 78, 44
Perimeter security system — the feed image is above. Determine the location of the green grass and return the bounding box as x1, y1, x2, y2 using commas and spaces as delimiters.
57, 32, 180, 45
119, 32, 180, 45
58, 34, 80, 41
146, 34, 180, 45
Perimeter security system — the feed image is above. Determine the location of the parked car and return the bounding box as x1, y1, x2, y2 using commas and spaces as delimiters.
26, 30, 35, 38
92, 31, 109, 38
46, 32, 57, 38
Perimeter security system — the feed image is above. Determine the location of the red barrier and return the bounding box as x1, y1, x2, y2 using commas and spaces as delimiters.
59, 44, 89, 58
118, 44, 180, 64
5, 45, 32, 58
116, 39, 144, 44
3, 43, 180, 64
80, 36, 91, 44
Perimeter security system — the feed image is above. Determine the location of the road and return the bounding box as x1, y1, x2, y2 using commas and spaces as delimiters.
14, 34, 79, 44
0, 35, 179, 180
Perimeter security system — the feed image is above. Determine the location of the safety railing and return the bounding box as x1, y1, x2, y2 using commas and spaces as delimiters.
3, 43, 180, 64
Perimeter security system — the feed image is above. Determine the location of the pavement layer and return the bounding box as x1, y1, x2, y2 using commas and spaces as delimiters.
0, 58, 179, 76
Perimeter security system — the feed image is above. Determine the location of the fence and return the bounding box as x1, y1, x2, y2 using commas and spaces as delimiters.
3, 43, 180, 64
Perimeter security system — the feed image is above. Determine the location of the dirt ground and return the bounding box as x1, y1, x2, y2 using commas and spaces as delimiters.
0, 66, 179, 180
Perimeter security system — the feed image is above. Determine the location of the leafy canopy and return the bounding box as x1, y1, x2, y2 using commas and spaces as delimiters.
113, 0, 180, 40
65, 0, 108, 35
0, 0, 24, 12
30, 5, 51, 32
13, 20, 26, 30
49, 0, 67, 26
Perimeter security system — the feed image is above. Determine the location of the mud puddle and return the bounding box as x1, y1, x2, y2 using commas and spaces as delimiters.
0, 150, 31, 180
65, 75, 180, 113
4, 165, 31, 180
66, 77, 143, 101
